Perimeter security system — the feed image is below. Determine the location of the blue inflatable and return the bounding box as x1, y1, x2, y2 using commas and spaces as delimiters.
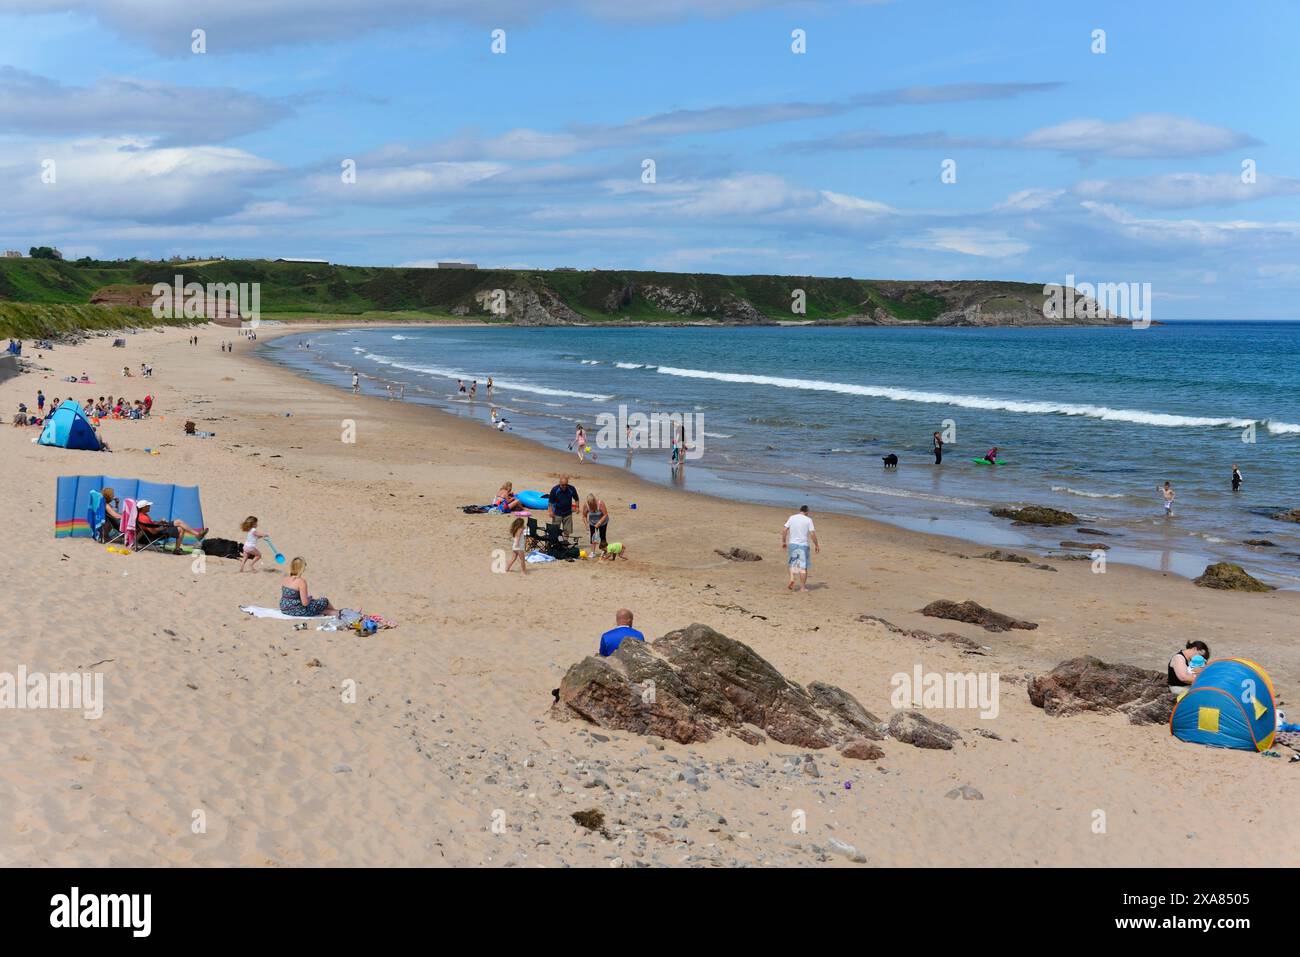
515, 490, 549, 510
1171, 658, 1276, 752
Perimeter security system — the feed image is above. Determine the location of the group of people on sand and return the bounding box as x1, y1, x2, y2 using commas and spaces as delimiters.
493, 475, 623, 574
234, 516, 337, 615
85, 394, 153, 422
13, 388, 151, 433
95, 487, 208, 556
91, 491, 336, 617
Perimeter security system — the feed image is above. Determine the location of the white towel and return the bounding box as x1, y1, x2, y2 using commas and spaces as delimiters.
239, 605, 332, 621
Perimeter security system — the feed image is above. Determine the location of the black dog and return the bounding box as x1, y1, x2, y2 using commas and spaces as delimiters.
882, 454, 899, 469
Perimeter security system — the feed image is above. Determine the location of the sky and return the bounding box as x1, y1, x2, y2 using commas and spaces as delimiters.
1, 0, 1298, 318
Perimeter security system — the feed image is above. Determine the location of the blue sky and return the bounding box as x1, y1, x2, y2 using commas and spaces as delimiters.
1, 0, 1298, 317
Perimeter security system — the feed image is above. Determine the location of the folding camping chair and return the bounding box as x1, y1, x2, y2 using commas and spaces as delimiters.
131, 509, 185, 553
87, 489, 125, 545
525, 516, 579, 557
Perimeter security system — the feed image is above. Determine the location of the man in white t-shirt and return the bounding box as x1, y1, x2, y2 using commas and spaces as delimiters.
782, 505, 819, 592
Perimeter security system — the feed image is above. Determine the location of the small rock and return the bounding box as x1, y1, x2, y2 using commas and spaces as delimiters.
839, 740, 885, 760
825, 837, 867, 863
945, 784, 984, 800
331, 763, 353, 774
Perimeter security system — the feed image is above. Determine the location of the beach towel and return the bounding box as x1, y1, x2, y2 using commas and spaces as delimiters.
525, 550, 557, 563
87, 489, 105, 540
239, 605, 334, 621
120, 498, 138, 549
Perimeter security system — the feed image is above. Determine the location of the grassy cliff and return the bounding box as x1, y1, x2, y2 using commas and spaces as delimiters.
0, 257, 1111, 335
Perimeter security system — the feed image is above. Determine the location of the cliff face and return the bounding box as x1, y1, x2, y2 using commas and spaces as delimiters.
0, 258, 1129, 328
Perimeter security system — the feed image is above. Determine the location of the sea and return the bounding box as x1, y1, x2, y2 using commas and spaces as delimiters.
263, 321, 1300, 588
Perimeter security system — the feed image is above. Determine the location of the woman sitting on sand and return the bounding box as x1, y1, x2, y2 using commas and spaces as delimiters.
280, 557, 338, 617
494, 481, 522, 512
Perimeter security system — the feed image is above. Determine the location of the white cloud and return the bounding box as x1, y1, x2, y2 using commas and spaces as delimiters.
0, 66, 288, 142
1079, 200, 1300, 248
1019, 113, 1254, 158
311, 160, 510, 202
901, 228, 1030, 258
1073, 172, 1300, 208
0, 136, 280, 222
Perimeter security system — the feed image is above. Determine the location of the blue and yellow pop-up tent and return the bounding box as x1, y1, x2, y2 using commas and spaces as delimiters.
1171, 658, 1276, 752
54, 475, 205, 543
38, 403, 102, 451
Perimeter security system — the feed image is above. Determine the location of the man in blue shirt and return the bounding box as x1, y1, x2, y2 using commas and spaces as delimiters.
599, 608, 645, 657
548, 473, 580, 537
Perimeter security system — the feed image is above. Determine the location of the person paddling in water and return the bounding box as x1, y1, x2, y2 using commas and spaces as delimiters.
1159, 481, 1175, 517
983, 446, 999, 465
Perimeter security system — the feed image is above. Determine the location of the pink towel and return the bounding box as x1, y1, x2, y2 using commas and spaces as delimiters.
121, 498, 138, 548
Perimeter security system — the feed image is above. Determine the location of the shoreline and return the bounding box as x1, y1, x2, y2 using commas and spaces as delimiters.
254, 320, 1298, 589
3, 320, 1299, 867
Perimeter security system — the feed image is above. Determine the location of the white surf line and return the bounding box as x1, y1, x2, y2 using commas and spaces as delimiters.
654, 365, 1294, 431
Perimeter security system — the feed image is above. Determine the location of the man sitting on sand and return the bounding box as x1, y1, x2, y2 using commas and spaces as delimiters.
1168, 640, 1210, 697
134, 500, 208, 554
598, 609, 644, 657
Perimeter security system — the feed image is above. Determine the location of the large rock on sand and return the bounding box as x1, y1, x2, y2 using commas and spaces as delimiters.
550, 623, 882, 747
1028, 656, 1173, 725
886, 711, 962, 750
1193, 562, 1275, 592
920, 600, 1038, 632
989, 505, 1078, 526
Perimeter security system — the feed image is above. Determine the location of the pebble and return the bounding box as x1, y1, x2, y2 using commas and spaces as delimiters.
825, 837, 867, 863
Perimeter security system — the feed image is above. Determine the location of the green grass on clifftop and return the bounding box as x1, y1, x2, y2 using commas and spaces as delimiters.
0, 257, 1062, 334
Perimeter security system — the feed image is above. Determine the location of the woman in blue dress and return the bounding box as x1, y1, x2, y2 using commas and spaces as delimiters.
280, 557, 338, 617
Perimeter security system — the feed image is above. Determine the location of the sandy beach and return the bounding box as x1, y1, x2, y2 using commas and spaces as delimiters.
2, 322, 1298, 868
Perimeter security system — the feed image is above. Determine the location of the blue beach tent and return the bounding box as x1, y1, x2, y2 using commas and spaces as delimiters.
1170, 658, 1277, 752
55, 475, 205, 543
38, 403, 102, 451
